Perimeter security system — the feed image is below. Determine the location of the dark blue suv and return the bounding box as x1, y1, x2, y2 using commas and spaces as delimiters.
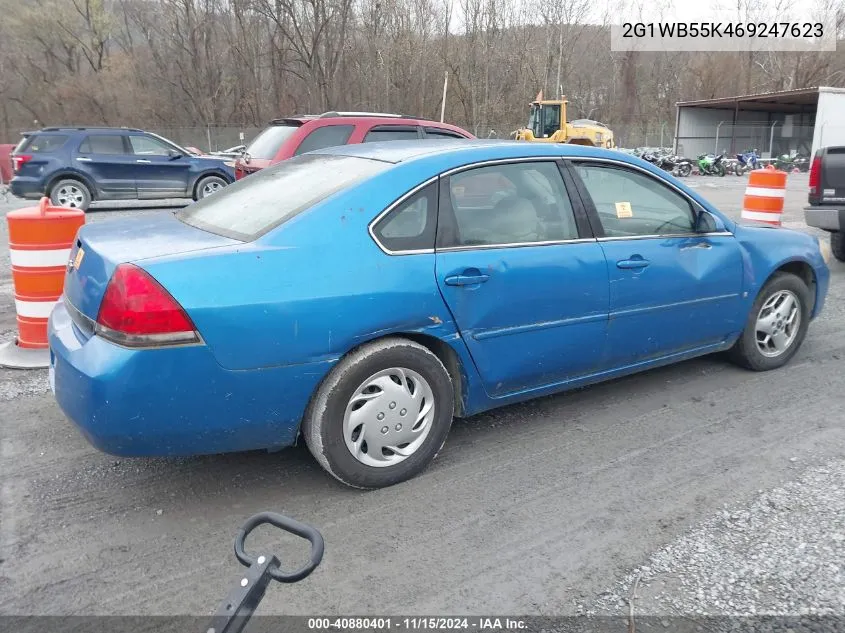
10, 127, 235, 210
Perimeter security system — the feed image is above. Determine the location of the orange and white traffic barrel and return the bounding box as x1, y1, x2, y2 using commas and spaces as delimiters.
0, 197, 85, 368
740, 168, 786, 226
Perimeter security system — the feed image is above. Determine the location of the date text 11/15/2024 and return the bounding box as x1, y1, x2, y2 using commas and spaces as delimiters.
307, 618, 527, 630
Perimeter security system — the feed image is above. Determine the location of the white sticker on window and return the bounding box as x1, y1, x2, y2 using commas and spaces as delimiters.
615, 201, 633, 218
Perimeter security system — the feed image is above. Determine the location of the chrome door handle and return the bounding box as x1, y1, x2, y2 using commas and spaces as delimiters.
681, 242, 712, 250
75, 157, 92, 162
616, 259, 650, 269
136, 159, 152, 164
444, 273, 490, 286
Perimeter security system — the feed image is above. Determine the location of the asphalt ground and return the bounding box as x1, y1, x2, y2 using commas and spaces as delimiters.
0, 173, 843, 619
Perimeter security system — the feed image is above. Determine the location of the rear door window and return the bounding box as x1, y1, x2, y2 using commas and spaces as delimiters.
79, 135, 128, 155
17, 134, 69, 153
294, 125, 355, 156
128, 135, 175, 156
177, 154, 390, 240
423, 128, 468, 140
363, 126, 422, 142
245, 124, 301, 160
440, 162, 580, 247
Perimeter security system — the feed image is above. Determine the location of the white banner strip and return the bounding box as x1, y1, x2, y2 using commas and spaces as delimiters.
10, 248, 72, 268
744, 186, 786, 198
741, 210, 783, 222
14, 299, 57, 319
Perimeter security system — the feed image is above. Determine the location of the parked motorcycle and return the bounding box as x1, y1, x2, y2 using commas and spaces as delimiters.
671, 157, 694, 177
698, 153, 726, 176
734, 149, 760, 175
792, 154, 810, 172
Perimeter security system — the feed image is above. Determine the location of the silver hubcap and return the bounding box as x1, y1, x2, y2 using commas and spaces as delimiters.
343, 367, 436, 468
56, 185, 84, 208
202, 180, 223, 197
755, 290, 800, 358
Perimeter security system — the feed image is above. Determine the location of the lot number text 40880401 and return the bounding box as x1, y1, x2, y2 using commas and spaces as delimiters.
307, 618, 527, 630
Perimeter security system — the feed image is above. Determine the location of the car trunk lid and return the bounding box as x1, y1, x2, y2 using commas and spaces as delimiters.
64, 212, 240, 322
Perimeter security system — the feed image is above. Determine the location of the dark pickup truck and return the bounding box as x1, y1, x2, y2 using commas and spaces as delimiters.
806, 146, 845, 261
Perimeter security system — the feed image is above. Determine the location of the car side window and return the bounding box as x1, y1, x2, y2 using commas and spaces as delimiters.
294, 125, 355, 156
423, 128, 467, 140
363, 126, 421, 142
572, 163, 696, 237
79, 135, 127, 155
129, 135, 174, 156
440, 162, 579, 248
371, 182, 437, 252
25, 135, 69, 153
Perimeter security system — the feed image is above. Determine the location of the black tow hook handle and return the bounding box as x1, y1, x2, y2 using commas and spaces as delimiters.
207, 512, 325, 633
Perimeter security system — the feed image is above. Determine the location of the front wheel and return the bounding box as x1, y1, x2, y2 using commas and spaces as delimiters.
715, 163, 726, 177
831, 231, 845, 262
728, 272, 811, 371
49, 179, 91, 210
734, 163, 744, 176
194, 175, 228, 201
302, 338, 455, 489
677, 163, 692, 177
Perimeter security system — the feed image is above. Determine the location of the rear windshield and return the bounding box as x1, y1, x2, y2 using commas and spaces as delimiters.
16, 134, 69, 153
245, 124, 301, 160
177, 154, 390, 241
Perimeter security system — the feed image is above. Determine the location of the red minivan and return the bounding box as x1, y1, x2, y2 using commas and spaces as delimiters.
234, 112, 474, 179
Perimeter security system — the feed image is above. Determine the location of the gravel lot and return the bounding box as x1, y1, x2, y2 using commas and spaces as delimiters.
1, 174, 844, 620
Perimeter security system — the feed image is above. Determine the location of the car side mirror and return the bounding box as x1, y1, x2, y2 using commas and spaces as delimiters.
696, 209, 725, 233
167, 149, 183, 160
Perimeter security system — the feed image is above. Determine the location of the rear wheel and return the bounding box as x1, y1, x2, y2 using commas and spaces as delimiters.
728, 272, 811, 371
831, 231, 845, 262
303, 338, 455, 489
194, 175, 228, 201
49, 179, 91, 210
677, 163, 692, 177
715, 163, 726, 177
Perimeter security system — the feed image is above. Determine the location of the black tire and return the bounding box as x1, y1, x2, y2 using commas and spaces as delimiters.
715, 163, 726, 177
49, 178, 91, 210
728, 272, 812, 371
194, 175, 228, 201
734, 164, 744, 176
302, 337, 455, 489
831, 231, 845, 262
677, 163, 692, 177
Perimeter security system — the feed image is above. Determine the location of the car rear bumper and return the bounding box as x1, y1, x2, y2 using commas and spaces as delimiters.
48, 298, 335, 457
10, 178, 45, 199
804, 206, 845, 232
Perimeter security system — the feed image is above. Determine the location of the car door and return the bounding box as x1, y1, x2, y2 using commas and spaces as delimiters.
127, 134, 191, 199
74, 134, 137, 199
566, 159, 745, 367
434, 159, 610, 398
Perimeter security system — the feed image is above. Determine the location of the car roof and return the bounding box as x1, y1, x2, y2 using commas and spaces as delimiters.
312, 139, 622, 164
269, 114, 466, 129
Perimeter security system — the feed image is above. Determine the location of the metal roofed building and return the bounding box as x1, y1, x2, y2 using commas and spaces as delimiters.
674, 86, 845, 159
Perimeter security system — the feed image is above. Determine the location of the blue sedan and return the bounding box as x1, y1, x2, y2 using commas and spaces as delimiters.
48, 140, 831, 488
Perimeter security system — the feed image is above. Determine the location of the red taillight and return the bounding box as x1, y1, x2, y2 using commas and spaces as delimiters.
96, 263, 199, 347
809, 156, 821, 194
12, 154, 32, 173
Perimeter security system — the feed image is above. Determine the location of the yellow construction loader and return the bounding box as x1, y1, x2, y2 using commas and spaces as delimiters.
512, 93, 615, 149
